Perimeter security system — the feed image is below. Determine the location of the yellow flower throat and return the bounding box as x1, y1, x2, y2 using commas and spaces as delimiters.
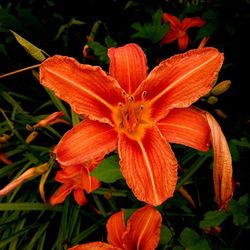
112, 91, 152, 140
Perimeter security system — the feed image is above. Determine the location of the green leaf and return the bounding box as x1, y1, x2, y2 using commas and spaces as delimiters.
131, 9, 169, 43
0, 203, 62, 211
159, 225, 173, 246
228, 194, 249, 226
10, 30, 48, 61
195, 22, 218, 40
105, 35, 117, 48
230, 137, 250, 148
87, 41, 109, 63
199, 210, 229, 228
90, 155, 123, 183
123, 208, 137, 223
53, 17, 85, 40
180, 228, 211, 250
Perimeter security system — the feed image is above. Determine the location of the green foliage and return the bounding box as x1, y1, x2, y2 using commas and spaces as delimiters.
228, 194, 249, 227
87, 36, 117, 63
131, 9, 169, 43
0, 0, 249, 249
10, 30, 49, 62
90, 154, 124, 183
179, 228, 211, 250
199, 210, 229, 229
159, 225, 173, 246
230, 137, 250, 161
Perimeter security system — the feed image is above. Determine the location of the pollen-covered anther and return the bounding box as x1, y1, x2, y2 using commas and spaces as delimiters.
141, 90, 147, 100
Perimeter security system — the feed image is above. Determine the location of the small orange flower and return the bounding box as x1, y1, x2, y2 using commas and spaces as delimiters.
40, 43, 233, 208
50, 159, 101, 206
68, 205, 162, 250
161, 12, 206, 50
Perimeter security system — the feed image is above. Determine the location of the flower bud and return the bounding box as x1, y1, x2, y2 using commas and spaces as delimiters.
207, 96, 218, 104
214, 109, 228, 119
211, 80, 231, 96
0, 134, 10, 144
33, 111, 65, 128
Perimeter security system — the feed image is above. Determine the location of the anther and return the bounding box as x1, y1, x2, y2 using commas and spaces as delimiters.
129, 95, 134, 102
141, 91, 147, 99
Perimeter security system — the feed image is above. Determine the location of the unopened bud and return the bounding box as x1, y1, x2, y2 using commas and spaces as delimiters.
207, 96, 218, 104
0, 163, 48, 196
214, 109, 228, 119
0, 134, 10, 144
0, 152, 12, 165
211, 80, 231, 96
33, 111, 68, 129
25, 131, 39, 143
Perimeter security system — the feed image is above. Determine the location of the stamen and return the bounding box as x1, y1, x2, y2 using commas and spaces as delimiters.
135, 105, 144, 129
129, 95, 134, 102
141, 91, 147, 100
118, 102, 129, 129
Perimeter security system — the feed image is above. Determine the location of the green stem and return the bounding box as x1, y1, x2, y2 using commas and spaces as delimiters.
92, 194, 108, 217
176, 155, 208, 190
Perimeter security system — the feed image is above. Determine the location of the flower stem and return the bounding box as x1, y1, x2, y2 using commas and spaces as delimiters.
0, 64, 40, 79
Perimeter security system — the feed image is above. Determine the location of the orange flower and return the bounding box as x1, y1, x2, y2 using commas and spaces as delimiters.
205, 112, 233, 210
40, 43, 232, 207
68, 205, 162, 250
50, 159, 101, 206
161, 12, 206, 50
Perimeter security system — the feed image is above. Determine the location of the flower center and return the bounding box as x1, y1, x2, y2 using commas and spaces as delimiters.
112, 91, 152, 140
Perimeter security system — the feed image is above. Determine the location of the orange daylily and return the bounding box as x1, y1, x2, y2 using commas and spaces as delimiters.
50, 158, 101, 206
161, 12, 206, 50
68, 205, 162, 250
205, 112, 233, 209
40, 43, 233, 208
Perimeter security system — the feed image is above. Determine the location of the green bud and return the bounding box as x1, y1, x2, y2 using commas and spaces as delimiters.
211, 80, 231, 96
207, 96, 218, 104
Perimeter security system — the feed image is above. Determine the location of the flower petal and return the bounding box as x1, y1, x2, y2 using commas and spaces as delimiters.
73, 188, 87, 206
182, 17, 206, 30
68, 242, 118, 250
123, 205, 162, 250
163, 13, 182, 31
81, 166, 101, 193
106, 210, 126, 248
177, 33, 189, 51
135, 47, 224, 121
118, 126, 178, 206
160, 30, 178, 44
50, 183, 72, 206
40, 55, 122, 124
157, 107, 210, 152
205, 112, 233, 210
108, 43, 147, 94
54, 119, 118, 166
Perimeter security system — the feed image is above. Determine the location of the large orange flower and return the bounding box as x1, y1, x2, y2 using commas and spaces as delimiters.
40, 43, 233, 208
68, 205, 162, 250
50, 159, 101, 206
161, 12, 206, 50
